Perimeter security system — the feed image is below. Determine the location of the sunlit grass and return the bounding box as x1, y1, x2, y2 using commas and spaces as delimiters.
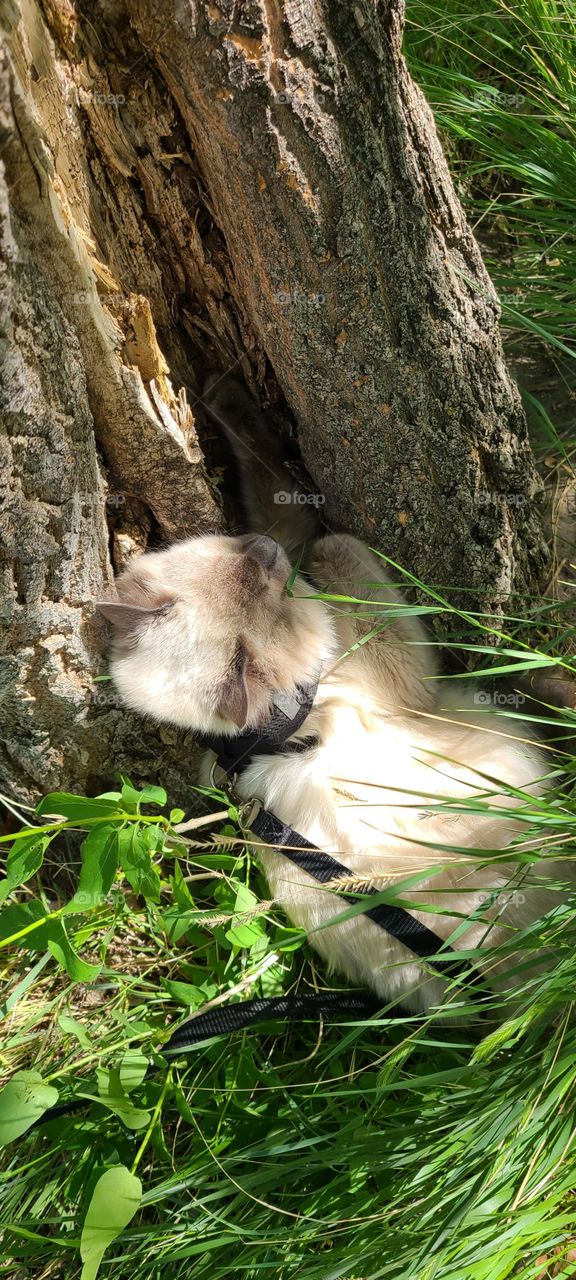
405, 0, 576, 376
1, 581, 576, 1278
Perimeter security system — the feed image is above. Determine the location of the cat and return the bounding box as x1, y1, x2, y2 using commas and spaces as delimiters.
97, 377, 569, 1015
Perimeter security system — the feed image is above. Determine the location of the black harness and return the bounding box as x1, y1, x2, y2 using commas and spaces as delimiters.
202, 681, 472, 984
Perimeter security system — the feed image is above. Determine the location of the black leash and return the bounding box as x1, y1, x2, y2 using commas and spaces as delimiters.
163, 990, 384, 1053
33, 992, 385, 1130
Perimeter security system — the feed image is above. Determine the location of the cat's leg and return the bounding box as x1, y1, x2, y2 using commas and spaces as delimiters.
203, 374, 321, 555
305, 532, 438, 712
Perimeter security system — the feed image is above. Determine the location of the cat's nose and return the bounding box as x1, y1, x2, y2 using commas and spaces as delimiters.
240, 535, 279, 571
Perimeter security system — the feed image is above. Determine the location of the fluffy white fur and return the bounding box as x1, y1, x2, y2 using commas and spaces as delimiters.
100, 528, 568, 1015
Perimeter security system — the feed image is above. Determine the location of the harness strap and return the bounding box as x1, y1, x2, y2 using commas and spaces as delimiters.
201, 680, 319, 776
250, 806, 473, 981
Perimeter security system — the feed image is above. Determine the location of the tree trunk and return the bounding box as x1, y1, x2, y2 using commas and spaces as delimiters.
0, 0, 548, 804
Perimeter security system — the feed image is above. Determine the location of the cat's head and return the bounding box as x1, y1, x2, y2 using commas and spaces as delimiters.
97, 534, 335, 735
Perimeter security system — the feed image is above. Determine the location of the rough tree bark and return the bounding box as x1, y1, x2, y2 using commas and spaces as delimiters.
0, 0, 548, 804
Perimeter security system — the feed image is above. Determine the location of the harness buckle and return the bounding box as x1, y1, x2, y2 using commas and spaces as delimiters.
208, 753, 262, 831
237, 796, 262, 829
208, 757, 233, 792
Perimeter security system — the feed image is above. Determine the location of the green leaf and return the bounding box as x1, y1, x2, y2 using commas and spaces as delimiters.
36, 793, 121, 821
225, 883, 264, 948
95, 1065, 151, 1129
117, 827, 160, 902
169, 808, 185, 824
0, 899, 50, 950
58, 1014, 92, 1049
80, 1166, 142, 1280
137, 784, 167, 807
161, 979, 207, 1008
0, 1071, 59, 1146
90, 1090, 150, 1130
140, 823, 166, 853
171, 861, 195, 910
118, 1050, 149, 1093
119, 781, 167, 812
47, 919, 102, 981
66, 825, 119, 912
225, 920, 264, 948
120, 781, 143, 811
0, 832, 51, 904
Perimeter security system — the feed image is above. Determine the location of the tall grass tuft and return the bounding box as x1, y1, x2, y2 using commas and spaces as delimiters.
405, 0, 576, 364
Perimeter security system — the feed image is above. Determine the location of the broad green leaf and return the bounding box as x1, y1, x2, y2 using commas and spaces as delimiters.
0, 832, 51, 904
161, 978, 208, 1008
0, 899, 49, 949
137, 784, 167, 807
58, 1014, 92, 1049
36, 792, 121, 821
118, 1050, 149, 1093
117, 827, 160, 901
119, 779, 167, 811
87, 1090, 150, 1130
226, 882, 264, 947
0, 1071, 59, 1146
120, 781, 143, 810
225, 920, 264, 948
95, 1066, 150, 1128
47, 919, 101, 981
66, 825, 119, 912
141, 823, 166, 853
80, 1166, 142, 1280
169, 808, 185, 824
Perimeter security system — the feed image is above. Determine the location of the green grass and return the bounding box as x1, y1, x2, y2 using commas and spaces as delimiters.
405, 0, 576, 369
1, 582, 576, 1279
3, 3, 576, 1276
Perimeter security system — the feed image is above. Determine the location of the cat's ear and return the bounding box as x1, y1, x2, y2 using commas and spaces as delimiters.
216, 644, 250, 729
95, 599, 174, 635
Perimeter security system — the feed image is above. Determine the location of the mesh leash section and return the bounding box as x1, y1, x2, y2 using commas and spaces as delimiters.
162, 990, 384, 1053
31, 991, 385, 1130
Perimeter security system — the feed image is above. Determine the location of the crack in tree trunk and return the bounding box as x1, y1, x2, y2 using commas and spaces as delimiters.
0, 0, 548, 802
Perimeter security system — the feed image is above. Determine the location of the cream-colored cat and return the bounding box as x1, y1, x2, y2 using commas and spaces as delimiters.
98, 380, 568, 1015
